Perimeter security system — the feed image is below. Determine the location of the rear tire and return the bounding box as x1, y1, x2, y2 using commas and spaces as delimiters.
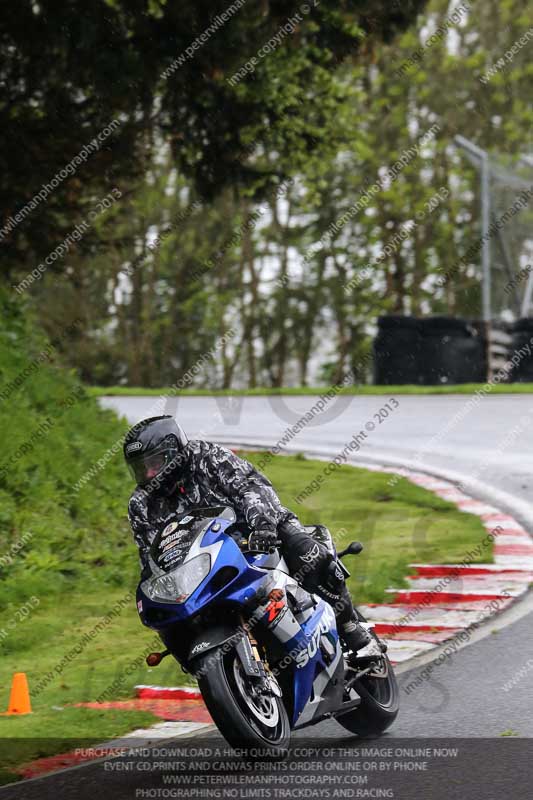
196, 647, 290, 756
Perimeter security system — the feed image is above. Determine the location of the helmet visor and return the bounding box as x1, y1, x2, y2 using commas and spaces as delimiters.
127, 448, 179, 486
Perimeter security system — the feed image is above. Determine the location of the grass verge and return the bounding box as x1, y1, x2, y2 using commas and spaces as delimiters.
88, 383, 533, 396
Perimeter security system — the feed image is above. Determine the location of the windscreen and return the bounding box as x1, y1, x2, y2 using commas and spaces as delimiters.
150, 507, 234, 572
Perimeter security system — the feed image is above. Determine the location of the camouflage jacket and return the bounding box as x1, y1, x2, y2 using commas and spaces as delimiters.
127, 440, 299, 569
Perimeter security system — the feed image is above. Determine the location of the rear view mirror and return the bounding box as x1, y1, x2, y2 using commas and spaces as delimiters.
337, 541, 364, 559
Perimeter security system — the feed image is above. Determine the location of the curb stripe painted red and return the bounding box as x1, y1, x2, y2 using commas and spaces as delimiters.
411, 565, 533, 578
135, 685, 202, 700
388, 590, 513, 605
356, 463, 533, 664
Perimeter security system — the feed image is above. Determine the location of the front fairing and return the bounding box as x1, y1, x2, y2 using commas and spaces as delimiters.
137, 512, 275, 628
135, 506, 344, 730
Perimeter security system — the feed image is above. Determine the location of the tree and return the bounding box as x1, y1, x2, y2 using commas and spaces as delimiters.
0, 0, 427, 278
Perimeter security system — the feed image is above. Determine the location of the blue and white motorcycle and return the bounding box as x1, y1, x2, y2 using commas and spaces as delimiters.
136, 506, 399, 753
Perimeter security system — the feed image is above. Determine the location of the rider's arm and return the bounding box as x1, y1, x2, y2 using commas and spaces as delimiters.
205, 443, 296, 532
128, 488, 154, 570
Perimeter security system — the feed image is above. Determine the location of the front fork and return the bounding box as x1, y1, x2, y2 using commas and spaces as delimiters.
236, 614, 283, 698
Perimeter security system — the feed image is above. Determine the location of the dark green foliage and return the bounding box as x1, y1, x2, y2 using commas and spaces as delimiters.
0, 0, 427, 275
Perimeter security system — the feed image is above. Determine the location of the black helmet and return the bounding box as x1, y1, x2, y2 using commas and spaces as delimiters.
123, 416, 188, 490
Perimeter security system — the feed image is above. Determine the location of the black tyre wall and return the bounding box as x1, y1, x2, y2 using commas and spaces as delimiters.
373, 315, 487, 385
510, 318, 533, 381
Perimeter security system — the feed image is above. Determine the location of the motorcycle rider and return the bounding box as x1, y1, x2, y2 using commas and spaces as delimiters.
124, 415, 371, 655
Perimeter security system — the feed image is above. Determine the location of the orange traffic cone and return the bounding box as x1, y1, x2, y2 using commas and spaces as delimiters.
5, 672, 32, 715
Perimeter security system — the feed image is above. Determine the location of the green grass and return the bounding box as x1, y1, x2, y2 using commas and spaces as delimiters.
88, 383, 533, 396
0, 290, 160, 783
0, 588, 168, 784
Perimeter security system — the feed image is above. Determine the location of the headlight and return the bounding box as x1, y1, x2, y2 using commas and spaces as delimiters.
144, 554, 211, 603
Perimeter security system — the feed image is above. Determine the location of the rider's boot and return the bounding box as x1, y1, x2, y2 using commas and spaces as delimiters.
340, 618, 373, 653
334, 583, 372, 654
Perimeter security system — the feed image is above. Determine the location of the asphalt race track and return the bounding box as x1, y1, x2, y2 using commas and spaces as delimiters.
102, 393, 533, 508
3, 394, 531, 799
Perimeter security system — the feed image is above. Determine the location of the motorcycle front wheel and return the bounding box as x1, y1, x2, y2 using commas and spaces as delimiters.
196, 647, 290, 756
336, 610, 399, 737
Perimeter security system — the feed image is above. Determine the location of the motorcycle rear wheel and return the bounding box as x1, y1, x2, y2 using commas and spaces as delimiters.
197, 647, 290, 756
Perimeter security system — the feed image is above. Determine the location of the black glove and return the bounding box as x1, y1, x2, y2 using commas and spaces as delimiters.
248, 529, 279, 552
320, 559, 346, 597
140, 563, 152, 582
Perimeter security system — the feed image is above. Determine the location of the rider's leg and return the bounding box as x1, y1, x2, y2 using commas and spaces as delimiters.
332, 582, 372, 653
278, 519, 371, 653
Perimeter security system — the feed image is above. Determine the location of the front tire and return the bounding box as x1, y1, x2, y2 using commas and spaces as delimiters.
336, 610, 399, 737
196, 647, 290, 756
